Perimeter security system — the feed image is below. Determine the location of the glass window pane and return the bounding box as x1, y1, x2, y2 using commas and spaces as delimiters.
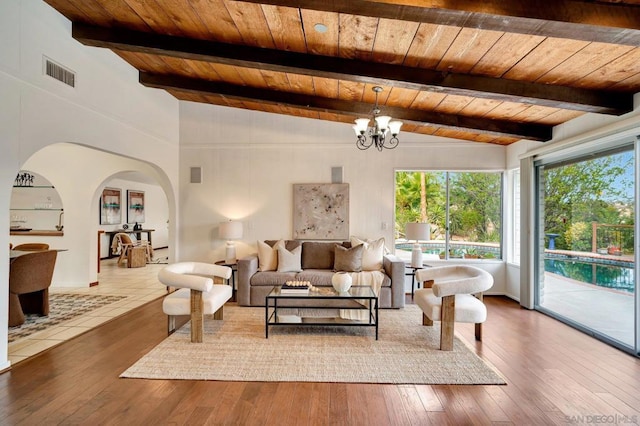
537, 148, 635, 348
395, 171, 502, 261
449, 172, 502, 260
395, 171, 446, 260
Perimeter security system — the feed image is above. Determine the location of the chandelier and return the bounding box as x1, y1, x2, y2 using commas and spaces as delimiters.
352, 86, 402, 151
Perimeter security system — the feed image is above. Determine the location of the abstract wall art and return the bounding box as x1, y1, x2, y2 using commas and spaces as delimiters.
127, 190, 145, 223
100, 187, 121, 225
293, 183, 349, 240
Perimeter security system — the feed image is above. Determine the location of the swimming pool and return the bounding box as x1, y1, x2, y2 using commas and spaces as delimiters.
544, 258, 635, 294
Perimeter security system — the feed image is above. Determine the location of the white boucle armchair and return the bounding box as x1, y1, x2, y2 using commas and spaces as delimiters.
415, 265, 493, 351
158, 262, 232, 343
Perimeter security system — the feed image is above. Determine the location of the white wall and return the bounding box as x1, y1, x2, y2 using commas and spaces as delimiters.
179, 102, 509, 294
0, 0, 180, 369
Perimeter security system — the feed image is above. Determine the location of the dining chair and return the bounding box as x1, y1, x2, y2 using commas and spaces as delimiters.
9, 250, 58, 327
12, 243, 50, 251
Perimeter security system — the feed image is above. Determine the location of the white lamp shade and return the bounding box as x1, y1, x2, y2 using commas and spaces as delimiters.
219, 220, 243, 240
405, 222, 430, 241
374, 115, 392, 131
354, 118, 370, 133
388, 120, 402, 135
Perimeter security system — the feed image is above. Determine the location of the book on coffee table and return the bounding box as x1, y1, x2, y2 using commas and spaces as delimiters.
280, 282, 310, 294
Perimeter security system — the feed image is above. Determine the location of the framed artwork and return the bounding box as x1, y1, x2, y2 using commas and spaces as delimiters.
100, 188, 121, 225
127, 190, 145, 223
293, 183, 349, 240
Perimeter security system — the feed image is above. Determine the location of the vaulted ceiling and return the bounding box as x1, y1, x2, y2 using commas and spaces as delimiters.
44, 0, 640, 145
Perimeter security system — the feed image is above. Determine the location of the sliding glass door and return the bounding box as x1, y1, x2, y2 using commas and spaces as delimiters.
535, 144, 637, 352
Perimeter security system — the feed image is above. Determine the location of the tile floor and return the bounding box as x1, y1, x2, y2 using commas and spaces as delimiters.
8, 249, 169, 365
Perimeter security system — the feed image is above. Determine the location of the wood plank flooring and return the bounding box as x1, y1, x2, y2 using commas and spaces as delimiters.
1, 296, 639, 425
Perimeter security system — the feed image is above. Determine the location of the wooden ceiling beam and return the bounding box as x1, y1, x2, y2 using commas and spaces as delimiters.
240, 0, 640, 46
73, 23, 634, 115
140, 72, 553, 141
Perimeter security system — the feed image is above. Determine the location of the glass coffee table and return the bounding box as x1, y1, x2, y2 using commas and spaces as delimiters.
265, 285, 379, 339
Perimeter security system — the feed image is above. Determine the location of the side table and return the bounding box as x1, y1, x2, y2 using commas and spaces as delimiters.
406, 264, 430, 298
215, 260, 237, 302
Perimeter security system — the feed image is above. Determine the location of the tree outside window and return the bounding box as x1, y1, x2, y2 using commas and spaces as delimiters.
395, 171, 502, 260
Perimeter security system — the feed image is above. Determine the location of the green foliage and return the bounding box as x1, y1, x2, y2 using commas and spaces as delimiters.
543, 151, 634, 251
564, 221, 591, 252
449, 172, 502, 243
395, 171, 445, 238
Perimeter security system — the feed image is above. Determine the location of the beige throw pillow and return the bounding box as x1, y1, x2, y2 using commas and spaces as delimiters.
334, 244, 363, 272
277, 245, 302, 272
350, 236, 385, 271
257, 239, 284, 271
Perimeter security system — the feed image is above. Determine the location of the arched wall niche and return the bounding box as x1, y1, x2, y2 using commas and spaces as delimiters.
10, 171, 64, 233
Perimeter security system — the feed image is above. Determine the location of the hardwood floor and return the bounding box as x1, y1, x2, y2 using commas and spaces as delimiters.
1, 296, 639, 425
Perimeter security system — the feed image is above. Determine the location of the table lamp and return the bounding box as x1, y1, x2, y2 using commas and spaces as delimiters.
219, 220, 243, 264
405, 222, 430, 268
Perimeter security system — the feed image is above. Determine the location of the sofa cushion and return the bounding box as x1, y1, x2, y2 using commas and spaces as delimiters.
334, 244, 363, 272
257, 240, 284, 271
350, 236, 385, 271
251, 271, 297, 286
277, 245, 302, 272
296, 269, 336, 286
301, 242, 344, 269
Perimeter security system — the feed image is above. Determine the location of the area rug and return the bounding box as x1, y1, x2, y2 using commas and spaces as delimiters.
8, 293, 127, 343
121, 305, 506, 385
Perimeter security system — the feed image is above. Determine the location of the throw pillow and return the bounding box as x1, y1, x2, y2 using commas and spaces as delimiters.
277, 245, 302, 272
301, 241, 342, 269
257, 239, 284, 271
350, 236, 385, 271
334, 244, 363, 272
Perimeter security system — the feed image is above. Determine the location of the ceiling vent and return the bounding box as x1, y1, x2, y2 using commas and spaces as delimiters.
43, 57, 75, 88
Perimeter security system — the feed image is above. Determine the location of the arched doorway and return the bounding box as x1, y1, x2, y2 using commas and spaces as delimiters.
7, 143, 176, 364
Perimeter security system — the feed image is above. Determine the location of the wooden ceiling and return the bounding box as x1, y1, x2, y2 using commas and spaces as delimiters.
44, 0, 640, 145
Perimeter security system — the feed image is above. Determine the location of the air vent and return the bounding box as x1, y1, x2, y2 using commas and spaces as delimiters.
43, 57, 75, 88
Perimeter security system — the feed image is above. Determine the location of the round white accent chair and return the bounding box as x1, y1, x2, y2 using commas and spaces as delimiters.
415, 265, 493, 351
158, 262, 232, 343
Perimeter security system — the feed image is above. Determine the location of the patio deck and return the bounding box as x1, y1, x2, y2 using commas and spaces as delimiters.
541, 272, 635, 347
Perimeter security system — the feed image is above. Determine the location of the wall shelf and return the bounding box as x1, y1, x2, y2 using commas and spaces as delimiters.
10, 208, 63, 211
10, 230, 63, 237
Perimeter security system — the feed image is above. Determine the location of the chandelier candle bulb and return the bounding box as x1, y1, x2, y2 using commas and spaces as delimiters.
375, 115, 392, 130
354, 118, 370, 134
389, 120, 403, 135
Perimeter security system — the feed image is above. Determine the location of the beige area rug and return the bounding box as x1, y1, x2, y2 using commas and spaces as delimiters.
121, 304, 505, 385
